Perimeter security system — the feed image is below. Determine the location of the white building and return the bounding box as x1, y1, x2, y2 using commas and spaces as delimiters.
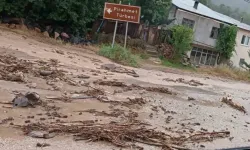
168, 0, 250, 68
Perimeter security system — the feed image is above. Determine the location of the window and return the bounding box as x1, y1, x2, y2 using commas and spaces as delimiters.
182, 18, 195, 29
190, 47, 218, 66
239, 58, 245, 66
241, 35, 250, 45
210, 27, 219, 39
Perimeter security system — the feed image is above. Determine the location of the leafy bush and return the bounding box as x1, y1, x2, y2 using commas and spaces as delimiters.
99, 44, 139, 67
170, 25, 193, 60
216, 25, 237, 60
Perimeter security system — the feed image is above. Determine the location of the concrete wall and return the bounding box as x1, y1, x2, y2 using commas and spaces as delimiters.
231, 28, 250, 67
169, 7, 221, 49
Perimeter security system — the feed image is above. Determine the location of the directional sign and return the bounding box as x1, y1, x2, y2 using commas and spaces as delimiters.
103, 3, 141, 24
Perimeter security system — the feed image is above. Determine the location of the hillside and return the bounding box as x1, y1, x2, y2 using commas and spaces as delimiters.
211, 0, 250, 13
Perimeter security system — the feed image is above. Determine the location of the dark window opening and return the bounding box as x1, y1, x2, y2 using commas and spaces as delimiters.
182, 18, 195, 29
210, 27, 219, 39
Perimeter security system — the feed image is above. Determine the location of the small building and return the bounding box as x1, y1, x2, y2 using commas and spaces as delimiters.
168, 0, 250, 68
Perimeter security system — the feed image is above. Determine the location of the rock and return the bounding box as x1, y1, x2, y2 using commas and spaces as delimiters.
128, 73, 139, 78
101, 64, 117, 71
13, 96, 29, 107
54, 32, 60, 39
200, 145, 205, 148
25, 120, 31, 123
40, 70, 53, 76
194, 123, 201, 126
27, 83, 37, 89
43, 31, 50, 38
36, 143, 51, 147
77, 74, 90, 79
34, 27, 41, 33
55, 49, 65, 55
20, 25, 28, 30
61, 32, 70, 39
25, 92, 40, 105
40, 118, 46, 121
9, 24, 16, 29
28, 131, 56, 139
188, 97, 196, 101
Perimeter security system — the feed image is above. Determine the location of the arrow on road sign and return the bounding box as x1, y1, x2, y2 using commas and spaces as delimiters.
107, 8, 112, 14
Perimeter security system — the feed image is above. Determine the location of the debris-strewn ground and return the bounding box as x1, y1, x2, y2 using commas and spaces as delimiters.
0, 28, 250, 150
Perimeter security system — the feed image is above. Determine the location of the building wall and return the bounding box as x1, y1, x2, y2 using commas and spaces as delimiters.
231, 28, 250, 67
174, 9, 221, 49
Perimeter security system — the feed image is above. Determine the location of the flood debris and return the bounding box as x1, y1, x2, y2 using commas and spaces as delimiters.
78, 109, 125, 118
0, 55, 32, 82
222, 97, 247, 113
94, 80, 176, 95
163, 78, 204, 86
36, 143, 51, 147
101, 64, 139, 77
20, 120, 230, 150
186, 131, 230, 143
94, 80, 127, 87
0, 117, 14, 125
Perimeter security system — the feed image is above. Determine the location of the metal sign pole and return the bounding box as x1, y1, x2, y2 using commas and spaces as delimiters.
112, 1, 121, 48
124, 2, 130, 48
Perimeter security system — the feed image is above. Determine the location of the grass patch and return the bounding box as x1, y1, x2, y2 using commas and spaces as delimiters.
99, 44, 139, 67
199, 65, 250, 81
160, 57, 195, 71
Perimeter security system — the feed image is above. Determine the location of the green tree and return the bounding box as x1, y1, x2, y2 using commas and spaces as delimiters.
170, 25, 193, 60
216, 25, 237, 60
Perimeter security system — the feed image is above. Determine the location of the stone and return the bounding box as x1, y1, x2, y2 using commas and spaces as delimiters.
34, 27, 41, 33
25, 120, 31, 123
36, 143, 51, 147
25, 92, 40, 104
28, 131, 56, 139
188, 97, 196, 101
55, 49, 65, 55
28, 131, 47, 138
21, 25, 28, 30
13, 96, 29, 107
27, 83, 37, 89
77, 74, 90, 79
9, 24, 16, 29
43, 31, 50, 38
40, 70, 53, 76
61, 32, 70, 39
54, 32, 60, 39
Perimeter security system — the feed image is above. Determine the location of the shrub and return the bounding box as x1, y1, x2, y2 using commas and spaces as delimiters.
170, 25, 193, 60
99, 44, 139, 67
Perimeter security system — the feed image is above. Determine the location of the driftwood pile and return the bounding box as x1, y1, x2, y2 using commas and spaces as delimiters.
20, 121, 230, 150
94, 80, 176, 95
222, 97, 247, 113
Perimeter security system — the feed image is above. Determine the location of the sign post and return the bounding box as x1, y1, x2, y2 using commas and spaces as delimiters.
124, 2, 130, 48
103, 2, 141, 48
111, 1, 121, 48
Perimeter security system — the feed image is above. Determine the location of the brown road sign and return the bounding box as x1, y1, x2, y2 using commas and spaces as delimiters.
103, 3, 141, 24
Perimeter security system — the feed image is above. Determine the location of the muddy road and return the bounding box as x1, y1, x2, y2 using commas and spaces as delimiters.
0, 28, 250, 150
